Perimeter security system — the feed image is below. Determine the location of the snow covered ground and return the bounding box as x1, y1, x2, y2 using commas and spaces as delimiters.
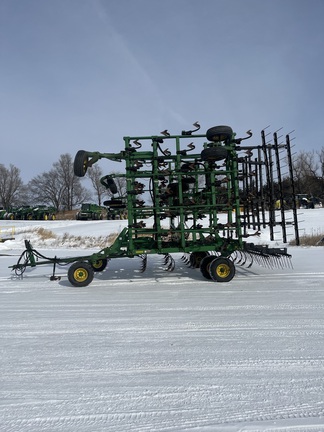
0, 209, 323, 431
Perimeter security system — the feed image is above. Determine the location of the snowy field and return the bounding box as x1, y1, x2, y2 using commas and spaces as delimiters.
0, 209, 323, 431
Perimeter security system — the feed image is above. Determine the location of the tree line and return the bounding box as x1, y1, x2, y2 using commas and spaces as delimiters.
0, 153, 125, 211
0, 149, 323, 211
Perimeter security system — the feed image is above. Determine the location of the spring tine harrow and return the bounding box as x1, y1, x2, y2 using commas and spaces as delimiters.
244, 244, 292, 269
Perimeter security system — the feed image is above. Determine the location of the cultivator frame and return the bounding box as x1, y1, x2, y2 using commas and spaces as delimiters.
10, 123, 299, 286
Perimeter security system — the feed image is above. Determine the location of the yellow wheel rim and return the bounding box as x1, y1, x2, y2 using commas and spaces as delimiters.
216, 263, 231, 278
92, 260, 103, 270
73, 268, 89, 283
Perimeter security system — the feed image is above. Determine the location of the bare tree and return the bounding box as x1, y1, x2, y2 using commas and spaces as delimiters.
111, 174, 126, 197
87, 166, 127, 205
0, 164, 24, 208
53, 153, 85, 210
318, 147, 324, 181
28, 169, 66, 209
292, 150, 320, 195
86, 164, 106, 206
28, 154, 92, 210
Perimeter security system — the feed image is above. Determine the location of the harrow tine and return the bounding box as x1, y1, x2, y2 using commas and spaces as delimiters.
162, 254, 175, 272
231, 250, 248, 267
139, 254, 147, 273
238, 251, 247, 266
167, 257, 175, 272
287, 254, 294, 269
181, 253, 191, 266
162, 254, 170, 265
231, 251, 238, 263
246, 252, 254, 268
274, 255, 281, 269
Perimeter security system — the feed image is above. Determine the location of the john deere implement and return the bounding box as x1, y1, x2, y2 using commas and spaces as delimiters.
10, 123, 299, 286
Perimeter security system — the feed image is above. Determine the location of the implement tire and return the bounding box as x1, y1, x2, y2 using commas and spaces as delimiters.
91, 258, 108, 272
190, 251, 208, 268
209, 257, 235, 282
74, 150, 89, 177
106, 178, 118, 194
68, 262, 94, 287
200, 255, 217, 280
206, 125, 233, 142
201, 147, 228, 162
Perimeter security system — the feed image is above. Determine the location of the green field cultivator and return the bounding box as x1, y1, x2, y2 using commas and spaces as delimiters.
1, 205, 57, 220
10, 123, 299, 287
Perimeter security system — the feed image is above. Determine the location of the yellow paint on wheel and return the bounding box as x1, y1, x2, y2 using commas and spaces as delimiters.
73, 268, 88, 283
216, 263, 231, 278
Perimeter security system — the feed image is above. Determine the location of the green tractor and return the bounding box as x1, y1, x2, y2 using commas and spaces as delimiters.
32, 206, 57, 220
0, 208, 15, 220
76, 203, 106, 220
12, 205, 34, 220
0, 208, 7, 220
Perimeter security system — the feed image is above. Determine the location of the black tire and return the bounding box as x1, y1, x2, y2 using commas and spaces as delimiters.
102, 176, 118, 194
209, 257, 235, 282
107, 178, 118, 194
201, 147, 228, 162
190, 251, 208, 268
68, 262, 94, 287
206, 125, 233, 142
104, 199, 126, 209
90, 258, 108, 272
200, 255, 217, 280
74, 150, 89, 177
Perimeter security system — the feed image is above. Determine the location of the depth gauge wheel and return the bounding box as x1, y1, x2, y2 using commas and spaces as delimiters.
90, 258, 108, 272
209, 257, 235, 282
68, 262, 94, 287
74, 150, 89, 177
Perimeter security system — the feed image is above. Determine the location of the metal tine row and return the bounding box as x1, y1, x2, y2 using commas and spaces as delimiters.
267, 248, 293, 269
246, 250, 292, 269
162, 253, 175, 271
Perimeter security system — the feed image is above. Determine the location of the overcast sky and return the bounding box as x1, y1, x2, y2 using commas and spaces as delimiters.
1, 0, 324, 181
